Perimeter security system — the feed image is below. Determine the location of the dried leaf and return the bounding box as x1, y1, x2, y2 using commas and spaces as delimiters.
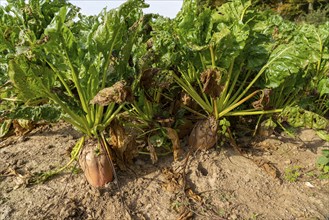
179, 92, 199, 111
189, 116, 218, 151
165, 128, 183, 161
147, 144, 158, 164
6, 168, 32, 189
181, 92, 192, 106
185, 188, 202, 203
90, 80, 133, 106
110, 120, 138, 170
253, 158, 279, 180
110, 120, 126, 152
13, 119, 34, 136
257, 118, 276, 137
161, 167, 183, 192
252, 89, 271, 110
176, 119, 194, 139
177, 208, 193, 220
156, 118, 175, 127
140, 68, 160, 89
262, 163, 278, 179
200, 68, 223, 98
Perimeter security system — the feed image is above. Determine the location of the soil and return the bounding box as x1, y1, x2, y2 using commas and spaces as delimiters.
1, 122, 329, 220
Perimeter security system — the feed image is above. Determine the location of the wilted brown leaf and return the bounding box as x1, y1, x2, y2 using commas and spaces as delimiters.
90, 80, 133, 106
252, 89, 271, 110
140, 68, 160, 89
176, 119, 194, 139
147, 144, 158, 164
165, 128, 183, 161
185, 188, 202, 203
3, 168, 32, 189
257, 119, 276, 137
156, 118, 175, 128
110, 120, 138, 170
189, 116, 218, 151
178, 92, 200, 112
253, 158, 280, 180
161, 167, 184, 193
13, 119, 34, 136
181, 92, 192, 106
176, 207, 193, 220
200, 68, 223, 98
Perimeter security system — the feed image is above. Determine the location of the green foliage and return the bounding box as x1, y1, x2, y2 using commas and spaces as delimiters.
4, 104, 61, 122
9, 57, 56, 100
1, 0, 329, 173
170, 0, 287, 120
316, 149, 329, 174
284, 165, 301, 182
0, 119, 12, 138
0, 1, 79, 135
279, 106, 329, 130
218, 118, 230, 146
255, 0, 329, 22
8, 0, 147, 137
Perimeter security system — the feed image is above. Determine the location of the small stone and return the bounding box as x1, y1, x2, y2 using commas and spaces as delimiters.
230, 214, 238, 219
305, 182, 315, 188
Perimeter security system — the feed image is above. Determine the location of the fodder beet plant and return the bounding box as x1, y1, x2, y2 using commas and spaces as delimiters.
142, 0, 329, 150
6, 0, 147, 187
1, 0, 329, 187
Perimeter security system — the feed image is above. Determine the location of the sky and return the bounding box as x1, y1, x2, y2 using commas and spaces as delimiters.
0, 0, 183, 18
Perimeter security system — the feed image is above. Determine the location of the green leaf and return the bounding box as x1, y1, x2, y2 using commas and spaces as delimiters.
215, 0, 252, 24
280, 106, 329, 130
149, 134, 165, 147
318, 78, 329, 97
324, 166, 329, 173
215, 21, 250, 68
6, 104, 61, 122
8, 57, 56, 100
316, 130, 329, 142
321, 149, 329, 157
38, 0, 146, 135
174, 0, 214, 48
265, 44, 309, 88
0, 119, 12, 138
317, 156, 329, 166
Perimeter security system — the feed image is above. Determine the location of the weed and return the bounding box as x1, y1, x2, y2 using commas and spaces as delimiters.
216, 208, 226, 217
318, 173, 329, 180
316, 149, 329, 174
284, 165, 302, 182
249, 213, 260, 220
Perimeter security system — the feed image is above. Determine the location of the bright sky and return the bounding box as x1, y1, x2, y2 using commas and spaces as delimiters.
70, 1, 183, 18
0, 0, 183, 18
